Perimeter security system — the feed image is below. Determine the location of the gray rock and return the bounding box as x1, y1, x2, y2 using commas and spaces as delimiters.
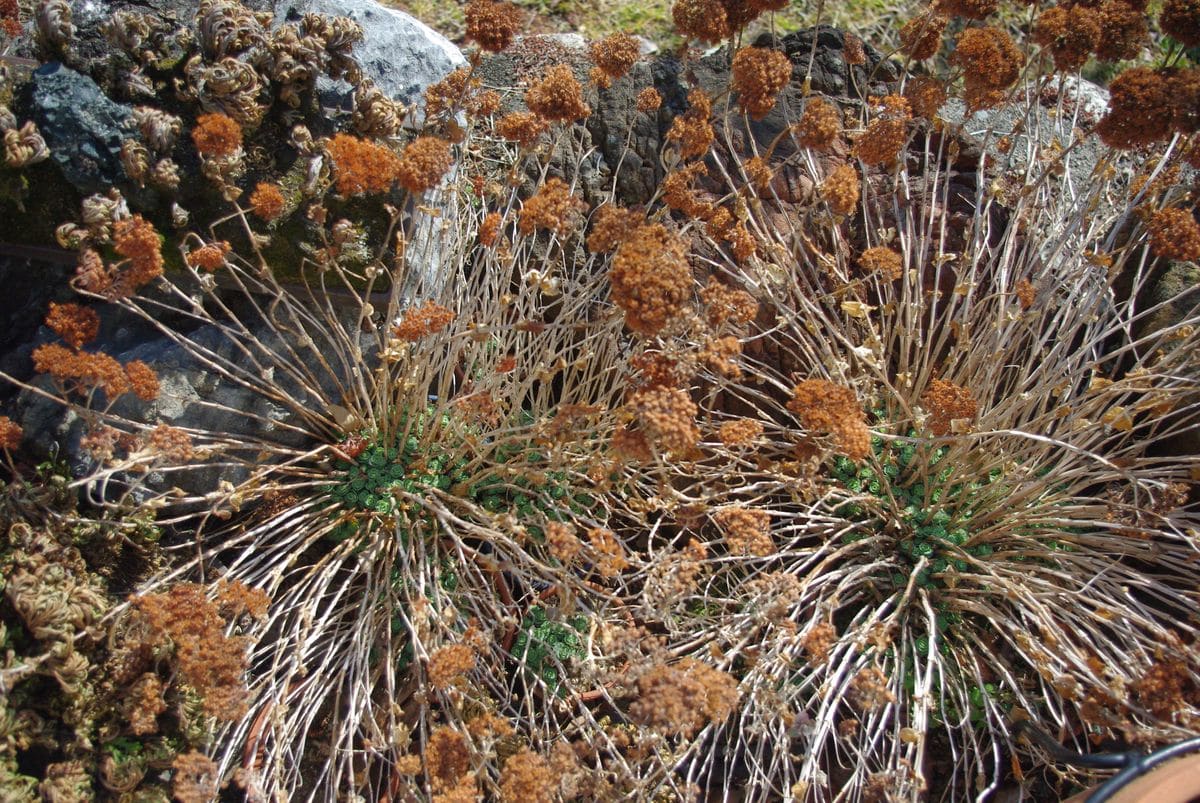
273, 0, 466, 122
28, 62, 147, 201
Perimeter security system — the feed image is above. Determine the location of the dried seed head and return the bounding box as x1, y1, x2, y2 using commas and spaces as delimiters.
465, 0, 521, 52
525, 64, 591, 123
731, 46, 793, 120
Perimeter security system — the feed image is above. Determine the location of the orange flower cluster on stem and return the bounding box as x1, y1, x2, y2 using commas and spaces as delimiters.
666, 89, 714, 159
398, 136, 454, 194
393, 300, 455, 341
185, 240, 231, 272
949, 26, 1023, 111
465, 0, 521, 52
794, 96, 841, 149
609, 223, 692, 335
191, 112, 243, 158
44, 302, 99, 349
1148, 207, 1200, 262
32, 342, 157, 400
786, 378, 870, 460
518, 177, 586, 236
712, 505, 773, 556
525, 64, 591, 123
921, 378, 978, 436
112, 214, 164, 295
586, 204, 643, 253
731, 46, 793, 120
590, 32, 641, 88
630, 385, 700, 457
495, 110, 549, 148
327, 133, 402, 196
822, 163, 860, 216
133, 581, 268, 720
854, 95, 911, 166
0, 415, 21, 451
249, 182, 286, 220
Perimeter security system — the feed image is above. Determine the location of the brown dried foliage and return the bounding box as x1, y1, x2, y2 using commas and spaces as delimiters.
629, 658, 738, 736
498, 749, 556, 802
712, 505, 773, 556
1161, 0, 1200, 47
428, 644, 477, 690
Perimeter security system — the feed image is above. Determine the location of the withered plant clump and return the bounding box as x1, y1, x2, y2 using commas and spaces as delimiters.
2, 0, 1199, 801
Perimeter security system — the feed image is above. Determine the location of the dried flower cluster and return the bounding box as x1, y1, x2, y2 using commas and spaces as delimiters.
712, 505, 773, 556
718, 418, 762, 446
854, 95, 911, 166
465, 0, 521, 52
858, 246, 903, 280
393, 300, 455, 341
590, 32, 641, 88
731, 46, 792, 120
1034, 4, 1102, 72
191, 112, 242, 157
327, 133, 402, 196
666, 89, 714, 159
793, 96, 841, 149
586, 204, 643, 253
498, 749, 556, 802
950, 26, 1023, 111
45, 302, 100, 349
427, 644, 477, 689
397, 136, 454, 194
822, 163, 860, 215
518, 176, 586, 236
186, 240, 232, 272
525, 64, 591, 123
134, 582, 268, 720
629, 658, 738, 736
900, 12, 947, 60
1147, 207, 1200, 262
249, 181, 286, 220
0, 415, 21, 451
786, 378, 870, 459
920, 378, 978, 436
635, 86, 662, 112
609, 223, 692, 335
672, 0, 729, 43
112, 214, 165, 295
495, 110, 549, 147
630, 385, 700, 456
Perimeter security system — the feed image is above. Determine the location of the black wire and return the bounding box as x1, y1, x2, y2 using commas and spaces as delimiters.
1084, 735, 1200, 803
1014, 722, 1200, 801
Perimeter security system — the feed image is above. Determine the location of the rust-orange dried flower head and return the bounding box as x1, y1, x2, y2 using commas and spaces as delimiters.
712, 506, 773, 556
858, 246, 904, 280
822, 163, 859, 216
0, 415, 21, 451
587, 204, 643, 253
1161, 0, 1200, 47
590, 32, 641, 87
112, 214, 164, 292
904, 75, 947, 120
397, 136, 453, 194
921, 378, 978, 436
786, 378, 869, 460
518, 177, 586, 237
631, 385, 700, 457
249, 182, 286, 221
853, 95, 911, 166
1096, 67, 1173, 149
636, 87, 663, 112
394, 300, 455, 341
1094, 0, 1148, 62
465, 0, 521, 52
495, 110, 549, 148
191, 112, 242, 157
1148, 207, 1200, 262
125, 359, 159, 401
673, 0, 729, 43
45, 302, 99, 349
1034, 4, 1101, 72
186, 240, 232, 272
666, 89, 714, 159
479, 211, 502, 247
731, 46, 793, 120
609, 223, 692, 335
793, 96, 841, 150
327, 133, 402, 196
899, 13, 947, 61
950, 26, 1023, 111
526, 64, 591, 123
935, 0, 997, 18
